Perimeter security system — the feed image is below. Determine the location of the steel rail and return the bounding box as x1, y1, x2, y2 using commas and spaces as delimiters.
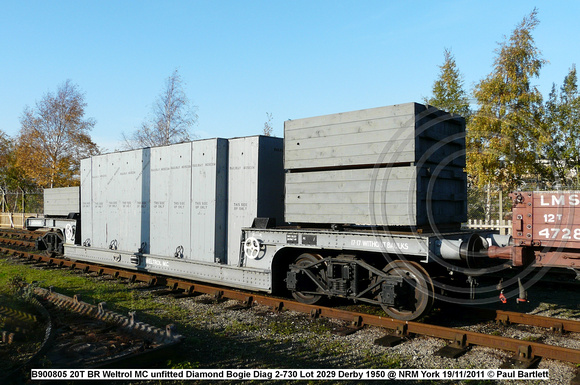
0, 236, 36, 248
0, 229, 39, 241
1, 296, 55, 384
469, 307, 580, 334
2, 242, 580, 364
98, 276, 580, 364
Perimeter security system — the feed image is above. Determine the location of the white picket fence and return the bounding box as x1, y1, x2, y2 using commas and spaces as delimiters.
463, 219, 512, 235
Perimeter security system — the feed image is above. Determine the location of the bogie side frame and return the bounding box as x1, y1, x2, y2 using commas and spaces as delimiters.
243, 226, 477, 320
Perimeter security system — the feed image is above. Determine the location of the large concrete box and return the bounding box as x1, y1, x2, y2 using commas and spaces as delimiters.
80, 158, 92, 244
284, 103, 465, 170
285, 165, 466, 227
227, 136, 284, 264
82, 139, 228, 263
43, 187, 80, 217
148, 139, 228, 261
81, 149, 149, 251
149, 142, 193, 257
190, 139, 228, 263
86, 152, 116, 250
118, 149, 151, 253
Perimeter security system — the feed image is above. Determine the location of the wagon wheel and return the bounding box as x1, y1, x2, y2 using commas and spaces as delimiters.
291, 253, 326, 305
380, 260, 434, 321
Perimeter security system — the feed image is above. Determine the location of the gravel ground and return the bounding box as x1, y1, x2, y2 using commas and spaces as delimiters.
7, 254, 579, 384
130, 280, 579, 385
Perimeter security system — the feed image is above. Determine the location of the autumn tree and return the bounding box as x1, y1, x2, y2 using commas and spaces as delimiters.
543, 65, 580, 186
123, 69, 198, 149
0, 132, 26, 211
425, 48, 471, 120
0, 130, 13, 181
468, 9, 546, 195
0, 138, 41, 213
16, 80, 99, 188
0, 132, 28, 190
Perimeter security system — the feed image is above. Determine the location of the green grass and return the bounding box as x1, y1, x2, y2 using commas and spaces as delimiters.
0, 256, 418, 383
267, 319, 299, 336
0, 258, 165, 326
521, 335, 541, 342
222, 319, 260, 335
0, 273, 49, 374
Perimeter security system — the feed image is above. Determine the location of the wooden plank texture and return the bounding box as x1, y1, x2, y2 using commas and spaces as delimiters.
284, 103, 465, 170
285, 165, 466, 226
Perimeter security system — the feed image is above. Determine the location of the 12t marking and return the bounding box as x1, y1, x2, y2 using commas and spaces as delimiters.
543, 214, 563, 223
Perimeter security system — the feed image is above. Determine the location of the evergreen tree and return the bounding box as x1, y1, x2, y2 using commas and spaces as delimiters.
425, 48, 471, 120
543, 65, 580, 186
468, 9, 546, 192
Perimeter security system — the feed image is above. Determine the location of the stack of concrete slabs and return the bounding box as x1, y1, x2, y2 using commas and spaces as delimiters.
285, 165, 466, 227
284, 103, 467, 227
227, 136, 284, 265
284, 102, 465, 169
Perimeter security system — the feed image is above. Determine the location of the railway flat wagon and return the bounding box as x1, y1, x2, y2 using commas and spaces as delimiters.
61, 103, 505, 321
66, 136, 284, 291
26, 187, 81, 252
31, 102, 580, 322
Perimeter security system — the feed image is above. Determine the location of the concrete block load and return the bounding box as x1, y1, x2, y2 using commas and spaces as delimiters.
227, 136, 284, 264
79, 136, 283, 269
43, 187, 80, 217
284, 102, 467, 228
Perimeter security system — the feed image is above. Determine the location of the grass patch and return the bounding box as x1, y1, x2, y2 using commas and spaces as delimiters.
222, 319, 260, 335
0, 283, 48, 374
521, 335, 541, 342
267, 320, 299, 336
0, 258, 168, 330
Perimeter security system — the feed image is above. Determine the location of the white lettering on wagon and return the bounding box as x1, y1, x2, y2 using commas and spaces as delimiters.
350, 239, 409, 251
540, 194, 580, 206
147, 258, 169, 268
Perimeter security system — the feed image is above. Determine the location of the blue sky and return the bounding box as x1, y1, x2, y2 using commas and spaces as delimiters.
1, 1, 579, 151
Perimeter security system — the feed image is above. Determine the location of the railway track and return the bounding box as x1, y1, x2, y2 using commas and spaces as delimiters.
1, 229, 580, 381
0, 287, 183, 383
0, 295, 52, 383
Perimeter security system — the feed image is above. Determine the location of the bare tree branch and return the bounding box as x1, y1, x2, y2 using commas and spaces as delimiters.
263, 112, 273, 136
123, 69, 198, 149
